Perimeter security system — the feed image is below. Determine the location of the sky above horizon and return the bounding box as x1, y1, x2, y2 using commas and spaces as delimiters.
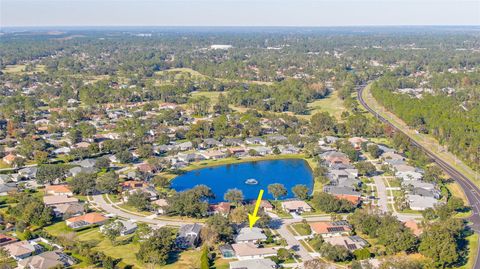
1, 0, 479, 27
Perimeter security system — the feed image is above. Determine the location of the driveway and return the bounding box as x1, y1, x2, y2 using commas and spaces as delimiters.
373, 176, 389, 213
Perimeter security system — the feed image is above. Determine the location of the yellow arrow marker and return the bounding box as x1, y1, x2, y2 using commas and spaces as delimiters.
248, 189, 264, 229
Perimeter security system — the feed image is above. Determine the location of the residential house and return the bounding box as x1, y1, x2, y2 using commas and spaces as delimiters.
245, 137, 266, 146
200, 150, 227, 160
320, 151, 350, 167
101, 220, 137, 236
309, 221, 352, 238
68, 166, 96, 177
65, 212, 108, 229
281, 200, 312, 214
266, 134, 288, 144
248, 146, 272, 156
52, 202, 85, 219
323, 235, 368, 251
234, 227, 267, 244
45, 185, 73, 196
0, 234, 18, 246
177, 153, 205, 163
18, 167, 38, 180
208, 202, 231, 216
323, 186, 362, 205
348, 137, 367, 150
17, 251, 75, 269
278, 145, 300, 154
248, 200, 273, 212
0, 183, 17, 196
230, 243, 276, 260
43, 195, 78, 207
175, 141, 193, 151
229, 259, 277, 269
53, 147, 71, 155
123, 187, 158, 202
2, 241, 39, 260
407, 195, 441, 211
201, 138, 223, 149
153, 199, 168, 215
2, 153, 16, 165
176, 223, 202, 249
222, 138, 244, 146
228, 147, 247, 157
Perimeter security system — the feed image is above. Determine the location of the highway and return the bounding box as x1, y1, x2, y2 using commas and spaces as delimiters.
358, 84, 480, 269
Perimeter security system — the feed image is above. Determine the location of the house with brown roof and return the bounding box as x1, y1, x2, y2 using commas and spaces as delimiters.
348, 137, 368, 150
2, 153, 16, 165
45, 185, 73, 196
0, 234, 18, 246
309, 221, 352, 237
231, 243, 276, 260
208, 202, 231, 216
43, 195, 78, 206
281, 200, 312, 214
65, 212, 108, 229
249, 200, 274, 212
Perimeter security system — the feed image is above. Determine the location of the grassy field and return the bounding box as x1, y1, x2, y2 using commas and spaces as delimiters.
459, 233, 479, 269
299, 90, 346, 120
3, 64, 46, 74
291, 223, 312, 236
362, 85, 480, 187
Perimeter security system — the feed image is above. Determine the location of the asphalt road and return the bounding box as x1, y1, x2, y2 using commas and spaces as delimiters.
358, 84, 480, 269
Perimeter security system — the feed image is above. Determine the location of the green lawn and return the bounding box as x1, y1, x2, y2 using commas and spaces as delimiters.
458, 233, 479, 269
291, 223, 312, 236
300, 90, 346, 120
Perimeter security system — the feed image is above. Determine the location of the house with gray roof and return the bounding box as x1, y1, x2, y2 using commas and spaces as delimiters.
234, 227, 267, 244
407, 194, 441, 211
18, 251, 75, 269
176, 223, 202, 249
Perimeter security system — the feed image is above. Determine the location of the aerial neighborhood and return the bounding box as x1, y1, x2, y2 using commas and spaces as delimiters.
0, 27, 477, 269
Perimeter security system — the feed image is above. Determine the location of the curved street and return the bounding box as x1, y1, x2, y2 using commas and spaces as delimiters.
358, 83, 480, 269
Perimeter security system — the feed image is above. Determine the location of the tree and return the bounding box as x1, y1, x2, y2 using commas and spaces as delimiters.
101, 221, 124, 243
204, 214, 234, 242
355, 161, 376, 176
319, 243, 352, 262
268, 183, 287, 200
152, 175, 170, 189
310, 112, 336, 134
69, 172, 97, 195
311, 192, 355, 213
7, 194, 52, 227
94, 157, 111, 170
127, 190, 151, 211
36, 164, 67, 184
136, 227, 175, 265
96, 172, 119, 194
367, 144, 382, 158
165, 185, 214, 218
292, 184, 310, 200
419, 223, 460, 268
115, 150, 133, 163
353, 248, 371, 260
447, 196, 464, 212
224, 189, 244, 205
277, 248, 292, 262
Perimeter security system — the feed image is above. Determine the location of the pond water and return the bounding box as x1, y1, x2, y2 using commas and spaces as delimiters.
171, 159, 314, 203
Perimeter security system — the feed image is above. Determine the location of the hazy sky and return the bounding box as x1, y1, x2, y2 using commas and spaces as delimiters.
1, 0, 479, 27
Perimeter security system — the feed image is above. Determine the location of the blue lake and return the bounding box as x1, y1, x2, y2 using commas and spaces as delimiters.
171, 159, 314, 203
